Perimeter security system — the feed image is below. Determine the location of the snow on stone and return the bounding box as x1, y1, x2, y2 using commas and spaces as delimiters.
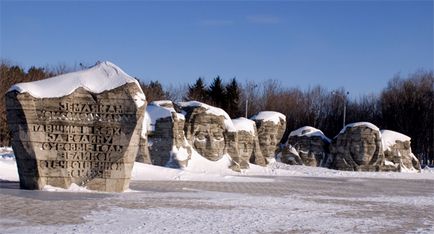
145, 101, 184, 132
146, 104, 173, 131
250, 111, 286, 124
133, 92, 146, 108
8, 61, 145, 105
339, 122, 380, 134
289, 126, 331, 142
232, 117, 256, 134
151, 100, 173, 106
141, 111, 150, 138
177, 101, 236, 132
381, 129, 411, 151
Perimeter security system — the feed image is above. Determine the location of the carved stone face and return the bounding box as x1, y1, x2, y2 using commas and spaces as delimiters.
257, 125, 280, 159
193, 123, 225, 161
237, 132, 254, 165
350, 131, 377, 165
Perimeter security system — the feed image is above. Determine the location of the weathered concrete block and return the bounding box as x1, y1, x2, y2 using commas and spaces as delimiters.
6, 62, 146, 192
145, 101, 191, 168
180, 101, 236, 162
232, 117, 265, 170
381, 130, 421, 172
282, 126, 330, 167
251, 111, 286, 164
329, 122, 384, 171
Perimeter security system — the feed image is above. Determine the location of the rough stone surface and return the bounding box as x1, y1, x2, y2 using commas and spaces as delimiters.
145, 102, 270, 171
281, 126, 330, 167
145, 101, 191, 168
381, 130, 421, 172
329, 123, 384, 171
251, 113, 286, 164
136, 136, 151, 164
6, 83, 145, 192
182, 105, 228, 161
282, 135, 330, 167
231, 118, 266, 169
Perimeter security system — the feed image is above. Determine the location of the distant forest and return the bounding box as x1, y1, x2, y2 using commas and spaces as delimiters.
1, 61, 433, 164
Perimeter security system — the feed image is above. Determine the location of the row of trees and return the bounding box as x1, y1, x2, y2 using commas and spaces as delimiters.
185, 77, 242, 118
0, 61, 432, 164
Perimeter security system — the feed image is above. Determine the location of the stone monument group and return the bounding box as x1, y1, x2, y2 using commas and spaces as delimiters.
5, 62, 421, 192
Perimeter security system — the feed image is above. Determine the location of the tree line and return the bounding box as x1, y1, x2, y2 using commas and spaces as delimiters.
0, 61, 432, 165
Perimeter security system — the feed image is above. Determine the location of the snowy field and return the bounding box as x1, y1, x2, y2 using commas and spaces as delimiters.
1, 147, 434, 233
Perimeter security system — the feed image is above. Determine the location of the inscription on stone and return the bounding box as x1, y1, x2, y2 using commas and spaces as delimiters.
6, 83, 145, 192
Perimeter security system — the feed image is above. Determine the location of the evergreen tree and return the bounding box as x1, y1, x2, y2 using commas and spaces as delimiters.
225, 78, 241, 118
208, 76, 226, 108
185, 77, 208, 102
139, 80, 166, 103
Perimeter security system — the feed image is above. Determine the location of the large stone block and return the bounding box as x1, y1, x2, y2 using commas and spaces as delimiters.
281, 126, 330, 167
329, 122, 384, 171
6, 62, 145, 192
232, 117, 266, 169
180, 101, 236, 162
145, 101, 191, 168
251, 111, 286, 164
381, 130, 421, 172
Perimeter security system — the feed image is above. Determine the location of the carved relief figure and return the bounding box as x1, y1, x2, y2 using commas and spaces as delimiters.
330, 122, 384, 171
281, 126, 330, 167
231, 117, 265, 169
191, 115, 226, 160
251, 111, 286, 164
180, 101, 235, 161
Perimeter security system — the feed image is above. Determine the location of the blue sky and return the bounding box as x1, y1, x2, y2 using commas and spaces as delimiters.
1, 0, 433, 98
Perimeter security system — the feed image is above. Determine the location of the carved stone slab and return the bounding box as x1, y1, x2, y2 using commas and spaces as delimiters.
281, 126, 331, 167
330, 123, 384, 171
381, 130, 421, 172
251, 112, 286, 164
146, 101, 191, 168
181, 104, 229, 162
6, 83, 145, 192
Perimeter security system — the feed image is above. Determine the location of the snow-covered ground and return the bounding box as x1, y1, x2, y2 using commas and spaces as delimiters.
2, 185, 433, 234
1, 147, 434, 233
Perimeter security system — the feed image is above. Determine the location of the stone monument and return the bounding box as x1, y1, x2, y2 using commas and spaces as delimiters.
329, 122, 384, 171
6, 61, 146, 192
232, 117, 266, 169
179, 101, 236, 162
281, 126, 330, 167
144, 101, 192, 168
251, 111, 286, 164
381, 130, 421, 172
135, 108, 151, 165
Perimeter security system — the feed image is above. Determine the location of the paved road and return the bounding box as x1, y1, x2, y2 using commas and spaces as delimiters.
1, 177, 434, 233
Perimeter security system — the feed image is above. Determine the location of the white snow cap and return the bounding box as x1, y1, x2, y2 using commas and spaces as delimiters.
152, 100, 174, 107
289, 126, 331, 142
146, 101, 184, 132
339, 122, 380, 134
232, 117, 256, 134
250, 111, 286, 124
8, 61, 143, 101
381, 129, 411, 151
177, 101, 236, 132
